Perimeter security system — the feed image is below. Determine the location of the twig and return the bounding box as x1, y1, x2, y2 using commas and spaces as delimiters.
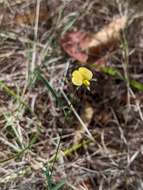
60, 89, 94, 140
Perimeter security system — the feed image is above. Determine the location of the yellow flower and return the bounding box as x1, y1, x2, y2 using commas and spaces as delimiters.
72, 67, 93, 87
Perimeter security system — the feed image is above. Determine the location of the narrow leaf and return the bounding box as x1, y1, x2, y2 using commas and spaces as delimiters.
130, 80, 143, 91
35, 69, 59, 104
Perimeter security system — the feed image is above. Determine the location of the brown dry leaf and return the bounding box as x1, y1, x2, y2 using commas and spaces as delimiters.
61, 16, 127, 63
14, 3, 49, 26
1, 1, 49, 29
86, 16, 127, 54
81, 103, 94, 125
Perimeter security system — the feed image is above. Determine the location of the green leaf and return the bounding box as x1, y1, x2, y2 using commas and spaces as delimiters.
102, 67, 119, 77
102, 67, 143, 92
130, 80, 143, 91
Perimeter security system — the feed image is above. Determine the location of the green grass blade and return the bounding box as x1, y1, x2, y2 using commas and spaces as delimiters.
34, 69, 59, 105
0, 80, 33, 113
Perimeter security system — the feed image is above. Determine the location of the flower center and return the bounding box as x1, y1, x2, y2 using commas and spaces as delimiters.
83, 80, 90, 87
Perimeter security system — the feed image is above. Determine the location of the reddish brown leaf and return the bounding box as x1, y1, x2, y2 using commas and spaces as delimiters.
60, 31, 91, 63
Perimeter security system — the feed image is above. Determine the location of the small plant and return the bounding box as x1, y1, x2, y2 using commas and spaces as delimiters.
43, 139, 65, 190
43, 164, 65, 190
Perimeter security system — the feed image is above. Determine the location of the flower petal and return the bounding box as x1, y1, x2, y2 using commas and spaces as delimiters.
78, 67, 93, 81
72, 70, 83, 86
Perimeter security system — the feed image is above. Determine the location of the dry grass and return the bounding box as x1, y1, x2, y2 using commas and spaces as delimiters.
0, 0, 143, 189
